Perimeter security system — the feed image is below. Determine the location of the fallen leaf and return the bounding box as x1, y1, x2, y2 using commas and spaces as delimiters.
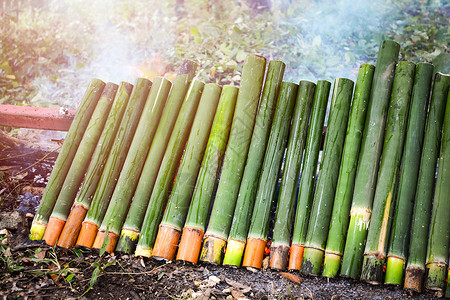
225, 278, 247, 290
231, 289, 248, 300
279, 272, 302, 285
35, 250, 47, 260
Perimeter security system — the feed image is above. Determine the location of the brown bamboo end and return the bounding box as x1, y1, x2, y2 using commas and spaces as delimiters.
242, 238, 266, 270
92, 230, 119, 253
76, 221, 99, 248
43, 217, 66, 246
288, 244, 304, 271
176, 226, 204, 264
152, 224, 181, 261
57, 204, 88, 249
404, 266, 424, 292
269, 244, 290, 271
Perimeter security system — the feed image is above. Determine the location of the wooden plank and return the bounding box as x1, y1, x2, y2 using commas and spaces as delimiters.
0, 105, 75, 131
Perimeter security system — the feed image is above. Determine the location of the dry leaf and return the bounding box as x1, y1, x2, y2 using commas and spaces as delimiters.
279, 272, 302, 285
35, 250, 47, 260
225, 278, 247, 290
231, 289, 248, 300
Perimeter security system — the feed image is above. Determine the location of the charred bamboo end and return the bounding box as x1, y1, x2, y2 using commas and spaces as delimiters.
404, 265, 425, 292
76, 221, 99, 249
43, 217, 66, 246
384, 256, 405, 285
152, 224, 181, 261
242, 238, 266, 270
199, 235, 226, 265
300, 247, 324, 276
424, 262, 447, 295
115, 228, 140, 254
288, 244, 304, 271
57, 204, 88, 249
269, 244, 290, 271
223, 239, 246, 267
360, 254, 385, 285
176, 227, 204, 264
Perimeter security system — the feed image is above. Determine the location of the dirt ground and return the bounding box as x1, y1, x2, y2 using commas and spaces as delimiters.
0, 140, 442, 299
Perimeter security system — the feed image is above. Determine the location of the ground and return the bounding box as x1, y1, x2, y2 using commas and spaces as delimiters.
0, 139, 441, 299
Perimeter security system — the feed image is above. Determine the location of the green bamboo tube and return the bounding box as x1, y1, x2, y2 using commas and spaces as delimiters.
268, 81, 316, 271
29, 79, 105, 240
57, 82, 133, 249
340, 40, 400, 278
199, 54, 266, 264
384, 63, 434, 285
242, 81, 298, 270
134, 80, 205, 257
300, 78, 354, 276
322, 64, 375, 278
446, 259, 450, 298
75, 79, 151, 249
222, 60, 285, 267
424, 90, 450, 294
404, 73, 450, 292
152, 83, 221, 261
43, 83, 118, 246
115, 61, 198, 254
176, 86, 238, 264
288, 80, 331, 271
92, 78, 171, 253
360, 61, 416, 284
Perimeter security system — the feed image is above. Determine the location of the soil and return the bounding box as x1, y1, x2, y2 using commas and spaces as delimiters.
0, 144, 442, 299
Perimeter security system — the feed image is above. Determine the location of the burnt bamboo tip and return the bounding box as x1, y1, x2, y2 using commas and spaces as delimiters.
288, 244, 304, 271
152, 224, 181, 261
176, 227, 204, 264
115, 229, 140, 254
242, 238, 266, 270
43, 217, 66, 246
269, 244, 290, 271
199, 235, 227, 264
57, 204, 88, 249
92, 230, 119, 253
76, 221, 99, 249
404, 266, 425, 293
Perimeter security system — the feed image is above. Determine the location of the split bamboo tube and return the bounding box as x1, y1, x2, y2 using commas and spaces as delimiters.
176, 86, 238, 264
242, 81, 298, 270
57, 82, 133, 249
424, 90, 450, 295
300, 78, 354, 276
152, 83, 221, 260
322, 64, 374, 278
199, 54, 266, 264
75, 79, 151, 248
340, 40, 400, 278
43, 83, 118, 246
288, 80, 331, 270
134, 80, 205, 257
92, 78, 171, 253
223, 60, 285, 267
384, 63, 434, 285
404, 73, 450, 292
29, 79, 105, 240
269, 80, 315, 271
115, 61, 198, 253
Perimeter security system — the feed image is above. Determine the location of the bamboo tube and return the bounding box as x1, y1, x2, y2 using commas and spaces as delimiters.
288, 80, 331, 270
92, 78, 171, 253
152, 83, 221, 260
447, 264, 450, 299
360, 61, 416, 284
322, 64, 375, 278
300, 78, 354, 275
199, 54, 266, 264
424, 90, 450, 294
340, 40, 400, 278
176, 86, 238, 264
242, 81, 298, 270
222, 60, 285, 267
134, 80, 205, 257
404, 73, 450, 292
57, 82, 133, 249
75, 79, 151, 248
268, 80, 315, 271
42, 83, 118, 246
29, 79, 105, 240
115, 61, 198, 253
384, 63, 434, 285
